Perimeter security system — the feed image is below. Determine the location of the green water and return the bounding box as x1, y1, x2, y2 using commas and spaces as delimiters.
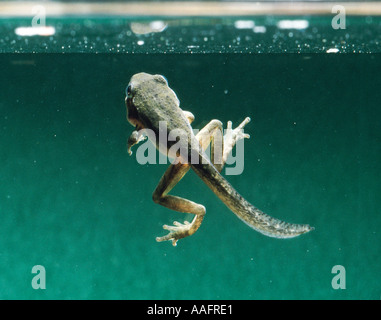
0, 16, 380, 300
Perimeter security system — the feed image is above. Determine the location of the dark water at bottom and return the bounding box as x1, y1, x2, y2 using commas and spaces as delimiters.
0, 53, 380, 299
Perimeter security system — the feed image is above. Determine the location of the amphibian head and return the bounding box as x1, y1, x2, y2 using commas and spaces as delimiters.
125, 72, 180, 130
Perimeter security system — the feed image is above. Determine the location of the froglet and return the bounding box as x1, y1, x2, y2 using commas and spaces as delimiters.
125, 72, 313, 246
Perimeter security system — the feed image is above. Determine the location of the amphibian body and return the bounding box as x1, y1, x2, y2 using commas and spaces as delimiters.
125, 72, 313, 246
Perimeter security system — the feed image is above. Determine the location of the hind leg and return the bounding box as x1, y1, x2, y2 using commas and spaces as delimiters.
196, 117, 251, 171
153, 116, 250, 246
153, 162, 205, 246
222, 117, 251, 166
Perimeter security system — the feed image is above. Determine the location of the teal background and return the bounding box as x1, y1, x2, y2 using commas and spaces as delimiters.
0, 53, 380, 299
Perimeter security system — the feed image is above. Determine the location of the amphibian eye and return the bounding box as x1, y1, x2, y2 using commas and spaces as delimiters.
154, 75, 168, 85
126, 84, 133, 98
160, 75, 168, 84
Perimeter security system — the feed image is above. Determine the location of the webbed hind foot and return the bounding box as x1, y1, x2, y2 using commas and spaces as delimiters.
156, 212, 205, 246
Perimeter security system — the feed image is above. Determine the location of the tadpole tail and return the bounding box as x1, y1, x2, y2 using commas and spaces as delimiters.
191, 159, 314, 239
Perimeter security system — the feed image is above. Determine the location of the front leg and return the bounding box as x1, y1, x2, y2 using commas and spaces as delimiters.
127, 130, 146, 155
153, 163, 205, 246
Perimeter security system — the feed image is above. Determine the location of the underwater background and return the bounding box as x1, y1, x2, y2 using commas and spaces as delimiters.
0, 15, 380, 299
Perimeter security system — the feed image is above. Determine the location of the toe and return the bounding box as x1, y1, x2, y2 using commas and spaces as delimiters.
238, 117, 251, 129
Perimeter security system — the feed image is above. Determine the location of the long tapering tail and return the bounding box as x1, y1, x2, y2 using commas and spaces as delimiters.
191, 159, 314, 239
